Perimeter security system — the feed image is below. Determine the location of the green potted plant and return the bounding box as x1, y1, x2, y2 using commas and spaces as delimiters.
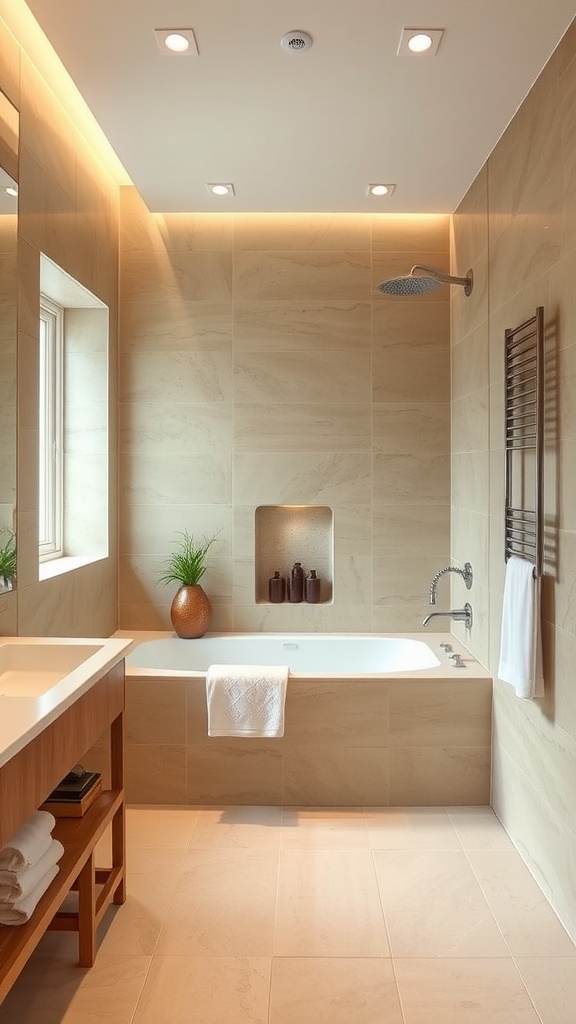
157, 530, 218, 638
0, 529, 16, 591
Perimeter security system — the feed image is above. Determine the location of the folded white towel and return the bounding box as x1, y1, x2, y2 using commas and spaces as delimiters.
0, 811, 56, 872
0, 837, 64, 903
0, 863, 59, 925
498, 555, 544, 700
206, 664, 289, 738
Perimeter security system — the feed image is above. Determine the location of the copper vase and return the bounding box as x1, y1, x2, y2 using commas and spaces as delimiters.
170, 584, 212, 639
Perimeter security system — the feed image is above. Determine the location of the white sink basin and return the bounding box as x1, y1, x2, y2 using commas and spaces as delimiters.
0, 643, 103, 697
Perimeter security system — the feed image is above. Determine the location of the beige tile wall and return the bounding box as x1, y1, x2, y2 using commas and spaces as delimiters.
451, 18, 576, 940
0, 16, 120, 636
119, 193, 451, 632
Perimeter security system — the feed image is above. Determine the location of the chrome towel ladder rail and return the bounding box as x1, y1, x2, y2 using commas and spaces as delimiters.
504, 306, 544, 577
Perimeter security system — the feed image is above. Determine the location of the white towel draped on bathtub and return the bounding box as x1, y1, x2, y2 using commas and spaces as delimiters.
206, 664, 289, 738
498, 555, 544, 700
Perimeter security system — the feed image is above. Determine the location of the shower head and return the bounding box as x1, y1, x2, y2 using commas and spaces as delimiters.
377, 264, 474, 297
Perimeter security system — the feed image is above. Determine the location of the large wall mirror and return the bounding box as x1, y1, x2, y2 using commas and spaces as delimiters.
0, 91, 19, 592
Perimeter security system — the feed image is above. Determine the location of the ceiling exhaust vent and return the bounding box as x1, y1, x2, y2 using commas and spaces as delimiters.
280, 30, 313, 53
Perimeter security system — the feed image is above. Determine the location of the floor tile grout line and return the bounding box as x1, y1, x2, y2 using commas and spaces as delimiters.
369, 840, 409, 1024
509, 955, 548, 1024
460, 839, 525, 964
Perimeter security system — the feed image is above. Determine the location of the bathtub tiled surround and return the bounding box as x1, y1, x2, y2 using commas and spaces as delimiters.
96, 636, 492, 806
451, 20, 576, 940
1, 805, 575, 1023
119, 196, 451, 633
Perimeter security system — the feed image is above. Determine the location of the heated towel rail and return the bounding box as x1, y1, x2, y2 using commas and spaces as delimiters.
504, 306, 544, 577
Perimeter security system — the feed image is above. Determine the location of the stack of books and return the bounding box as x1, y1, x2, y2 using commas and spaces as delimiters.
41, 769, 103, 818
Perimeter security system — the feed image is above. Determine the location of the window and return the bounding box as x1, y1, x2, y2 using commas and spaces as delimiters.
39, 296, 63, 560
38, 255, 109, 576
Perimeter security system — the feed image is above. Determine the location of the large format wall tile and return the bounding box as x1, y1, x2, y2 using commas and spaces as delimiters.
282, 746, 389, 806
389, 746, 490, 806
234, 403, 371, 454
234, 212, 371, 251
234, 300, 371, 353
233, 350, 370, 404
371, 214, 449, 252
233, 453, 372, 505
121, 251, 233, 303
234, 250, 371, 301
372, 403, 449, 456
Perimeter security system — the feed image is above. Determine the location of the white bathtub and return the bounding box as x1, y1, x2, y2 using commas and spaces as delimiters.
120, 631, 492, 806
125, 632, 441, 677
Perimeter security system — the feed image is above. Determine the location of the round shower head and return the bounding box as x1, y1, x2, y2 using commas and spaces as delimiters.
377, 274, 441, 296
377, 264, 474, 297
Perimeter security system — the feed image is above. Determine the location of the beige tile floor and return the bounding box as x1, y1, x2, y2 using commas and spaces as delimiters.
1, 805, 576, 1023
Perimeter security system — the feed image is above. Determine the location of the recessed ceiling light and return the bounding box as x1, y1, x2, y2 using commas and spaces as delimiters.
280, 30, 313, 54
5, 186, 17, 197
397, 28, 444, 57
154, 28, 199, 55
409, 33, 433, 53
367, 183, 396, 197
206, 183, 235, 197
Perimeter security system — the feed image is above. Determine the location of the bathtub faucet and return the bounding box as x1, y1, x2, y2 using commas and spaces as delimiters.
422, 603, 473, 629
428, 562, 473, 605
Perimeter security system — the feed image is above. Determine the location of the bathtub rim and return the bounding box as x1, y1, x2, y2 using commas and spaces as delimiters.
114, 630, 491, 682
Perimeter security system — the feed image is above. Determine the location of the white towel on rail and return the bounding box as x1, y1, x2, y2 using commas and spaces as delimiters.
0, 863, 59, 925
0, 811, 56, 872
0, 837, 64, 903
206, 664, 289, 737
498, 555, 544, 700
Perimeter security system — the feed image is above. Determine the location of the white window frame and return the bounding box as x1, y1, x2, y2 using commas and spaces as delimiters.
39, 296, 64, 560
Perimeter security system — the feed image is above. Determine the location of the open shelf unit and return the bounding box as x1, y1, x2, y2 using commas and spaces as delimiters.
0, 662, 126, 1004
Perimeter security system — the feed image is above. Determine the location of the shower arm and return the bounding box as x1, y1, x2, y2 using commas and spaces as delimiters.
429, 562, 473, 605
411, 265, 473, 293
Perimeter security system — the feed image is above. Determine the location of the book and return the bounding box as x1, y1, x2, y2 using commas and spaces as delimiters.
41, 776, 103, 818
46, 770, 102, 803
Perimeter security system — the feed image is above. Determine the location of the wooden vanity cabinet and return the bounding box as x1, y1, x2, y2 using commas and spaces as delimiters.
0, 661, 126, 1003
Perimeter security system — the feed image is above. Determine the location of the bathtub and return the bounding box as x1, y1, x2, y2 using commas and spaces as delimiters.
119, 631, 492, 808
125, 633, 441, 676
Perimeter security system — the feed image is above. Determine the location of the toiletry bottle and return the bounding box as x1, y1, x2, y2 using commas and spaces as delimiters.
268, 571, 285, 603
289, 562, 304, 603
305, 569, 321, 603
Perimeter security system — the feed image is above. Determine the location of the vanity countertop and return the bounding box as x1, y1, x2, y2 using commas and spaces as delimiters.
0, 636, 133, 769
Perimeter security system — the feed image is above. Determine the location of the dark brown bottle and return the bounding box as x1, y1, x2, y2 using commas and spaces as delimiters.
305, 569, 321, 603
268, 571, 285, 603
289, 562, 304, 603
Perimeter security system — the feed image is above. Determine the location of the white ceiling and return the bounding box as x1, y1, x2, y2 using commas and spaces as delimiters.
23, 0, 576, 213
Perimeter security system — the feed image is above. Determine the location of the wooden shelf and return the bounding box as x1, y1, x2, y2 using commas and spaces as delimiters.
0, 665, 126, 1006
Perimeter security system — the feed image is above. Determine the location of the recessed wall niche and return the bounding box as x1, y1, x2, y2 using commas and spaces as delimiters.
255, 505, 333, 604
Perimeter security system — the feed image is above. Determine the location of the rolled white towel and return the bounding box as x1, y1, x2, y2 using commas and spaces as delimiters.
0, 838, 64, 903
0, 863, 60, 925
0, 811, 56, 872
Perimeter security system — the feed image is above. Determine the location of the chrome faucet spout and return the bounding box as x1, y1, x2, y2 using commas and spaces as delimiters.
429, 562, 473, 604
422, 603, 473, 628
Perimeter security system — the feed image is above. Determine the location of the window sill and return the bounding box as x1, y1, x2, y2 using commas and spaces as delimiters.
39, 555, 105, 581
